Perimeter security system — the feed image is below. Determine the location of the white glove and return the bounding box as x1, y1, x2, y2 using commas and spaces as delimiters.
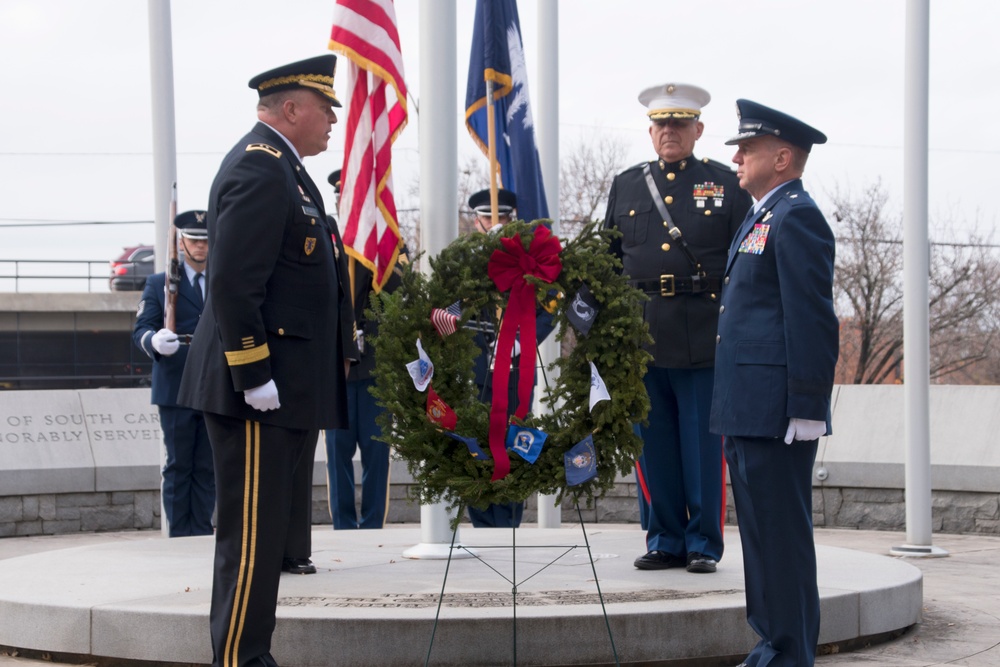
244, 380, 281, 412
492, 338, 521, 358
151, 328, 180, 356
784, 418, 827, 444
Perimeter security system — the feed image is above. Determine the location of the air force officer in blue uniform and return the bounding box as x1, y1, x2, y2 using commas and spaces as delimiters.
710, 100, 838, 667
133, 210, 214, 537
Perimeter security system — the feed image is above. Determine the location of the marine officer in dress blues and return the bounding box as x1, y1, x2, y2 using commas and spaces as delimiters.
604, 83, 752, 573
177, 54, 356, 667
710, 100, 838, 667
133, 210, 214, 538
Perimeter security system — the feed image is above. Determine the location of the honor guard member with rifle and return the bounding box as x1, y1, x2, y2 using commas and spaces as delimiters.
711, 100, 838, 667
325, 169, 408, 530
178, 54, 355, 667
133, 210, 214, 538
466, 187, 555, 527
604, 83, 752, 574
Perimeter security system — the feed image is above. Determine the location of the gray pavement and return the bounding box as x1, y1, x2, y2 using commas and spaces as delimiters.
0, 525, 996, 666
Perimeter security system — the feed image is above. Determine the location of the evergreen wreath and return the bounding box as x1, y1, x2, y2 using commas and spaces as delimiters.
369, 220, 651, 513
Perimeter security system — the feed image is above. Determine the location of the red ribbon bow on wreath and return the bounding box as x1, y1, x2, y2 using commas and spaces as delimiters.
486, 226, 563, 481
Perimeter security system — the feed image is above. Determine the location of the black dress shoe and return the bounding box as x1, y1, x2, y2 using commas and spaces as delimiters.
633, 550, 685, 570
686, 552, 718, 573
281, 558, 316, 574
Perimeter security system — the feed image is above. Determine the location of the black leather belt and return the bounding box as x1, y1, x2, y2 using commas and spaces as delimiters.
629, 274, 722, 297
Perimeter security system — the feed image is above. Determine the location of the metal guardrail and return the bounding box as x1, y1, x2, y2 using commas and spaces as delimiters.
0, 259, 112, 293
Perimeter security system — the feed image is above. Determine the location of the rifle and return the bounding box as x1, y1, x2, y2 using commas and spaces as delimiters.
164, 183, 180, 332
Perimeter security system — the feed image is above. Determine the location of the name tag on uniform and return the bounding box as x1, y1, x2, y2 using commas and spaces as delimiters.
738, 223, 770, 255
302, 205, 320, 217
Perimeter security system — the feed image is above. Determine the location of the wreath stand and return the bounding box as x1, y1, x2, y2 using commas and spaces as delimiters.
422, 504, 621, 667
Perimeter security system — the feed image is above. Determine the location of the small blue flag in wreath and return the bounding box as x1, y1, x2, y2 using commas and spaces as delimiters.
564, 434, 598, 486
505, 424, 547, 464
445, 431, 490, 460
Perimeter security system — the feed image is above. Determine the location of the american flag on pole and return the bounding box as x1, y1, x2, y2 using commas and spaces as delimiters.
329, 0, 407, 293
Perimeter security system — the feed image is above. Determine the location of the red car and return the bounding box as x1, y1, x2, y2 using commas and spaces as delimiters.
109, 244, 155, 291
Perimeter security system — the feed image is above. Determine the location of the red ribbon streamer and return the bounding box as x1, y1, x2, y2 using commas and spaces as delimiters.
485, 226, 562, 480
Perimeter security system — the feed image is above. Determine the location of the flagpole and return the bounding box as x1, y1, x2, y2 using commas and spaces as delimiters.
404, 0, 467, 560
485, 79, 500, 228
147, 0, 177, 538
891, 0, 946, 559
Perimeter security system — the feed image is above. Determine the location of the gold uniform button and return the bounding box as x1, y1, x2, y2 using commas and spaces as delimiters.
629, 209, 636, 216
704, 210, 712, 216
278, 328, 285, 335
667, 172, 676, 181
661, 243, 671, 252
311, 218, 316, 225
665, 196, 674, 205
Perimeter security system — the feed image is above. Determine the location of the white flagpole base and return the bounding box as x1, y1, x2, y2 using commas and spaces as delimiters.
402, 500, 475, 560
537, 493, 561, 528
889, 543, 949, 558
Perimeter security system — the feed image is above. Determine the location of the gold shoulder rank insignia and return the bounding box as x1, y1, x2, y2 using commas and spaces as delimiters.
246, 143, 282, 158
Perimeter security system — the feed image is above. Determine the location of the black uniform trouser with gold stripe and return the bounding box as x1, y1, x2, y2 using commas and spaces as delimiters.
204, 413, 318, 667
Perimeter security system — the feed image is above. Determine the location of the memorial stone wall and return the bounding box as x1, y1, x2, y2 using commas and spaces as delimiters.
1, 386, 999, 537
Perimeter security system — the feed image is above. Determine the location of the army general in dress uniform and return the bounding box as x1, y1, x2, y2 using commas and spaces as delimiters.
711, 100, 838, 667
604, 83, 752, 574
178, 54, 355, 667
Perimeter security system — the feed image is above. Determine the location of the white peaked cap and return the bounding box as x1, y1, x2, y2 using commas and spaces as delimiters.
638, 83, 711, 120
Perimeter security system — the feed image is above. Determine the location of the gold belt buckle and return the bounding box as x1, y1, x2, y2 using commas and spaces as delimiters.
660, 274, 675, 297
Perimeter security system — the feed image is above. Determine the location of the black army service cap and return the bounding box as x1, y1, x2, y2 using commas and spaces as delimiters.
175, 210, 208, 240
248, 54, 342, 107
726, 99, 827, 152
468, 188, 517, 216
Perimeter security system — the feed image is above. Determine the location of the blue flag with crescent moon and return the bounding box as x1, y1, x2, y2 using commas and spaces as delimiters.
464, 0, 548, 223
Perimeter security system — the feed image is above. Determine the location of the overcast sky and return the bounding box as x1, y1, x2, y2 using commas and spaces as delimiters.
1, 0, 998, 286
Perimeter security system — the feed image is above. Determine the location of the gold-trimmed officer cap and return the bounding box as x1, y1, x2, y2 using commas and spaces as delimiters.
248, 54, 341, 107
639, 83, 711, 120
468, 188, 517, 216
175, 210, 208, 239
725, 99, 827, 152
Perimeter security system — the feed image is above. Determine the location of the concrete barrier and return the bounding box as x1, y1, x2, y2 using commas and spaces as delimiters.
1, 385, 998, 537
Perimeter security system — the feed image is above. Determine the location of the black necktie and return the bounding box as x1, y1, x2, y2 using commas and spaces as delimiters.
193, 272, 204, 307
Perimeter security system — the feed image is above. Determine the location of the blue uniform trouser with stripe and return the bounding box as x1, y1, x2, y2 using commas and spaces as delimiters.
205, 413, 316, 667
725, 434, 819, 667
326, 378, 390, 529
637, 366, 724, 560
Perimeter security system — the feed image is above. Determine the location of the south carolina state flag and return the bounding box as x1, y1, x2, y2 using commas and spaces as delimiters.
464, 0, 548, 223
